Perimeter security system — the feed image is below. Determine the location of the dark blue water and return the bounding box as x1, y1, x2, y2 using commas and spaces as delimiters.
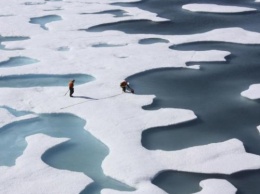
129, 42, 260, 155
29, 15, 62, 30
87, 0, 260, 35
139, 38, 169, 44
152, 170, 260, 194
88, 10, 129, 17
128, 42, 260, 194
92, 43, 127, 47
87, 0, 260, 193
0, 74, 94, 88
0, 109, 133, 194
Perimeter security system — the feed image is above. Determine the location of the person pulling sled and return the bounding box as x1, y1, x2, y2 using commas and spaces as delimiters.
120, 80, 134, 93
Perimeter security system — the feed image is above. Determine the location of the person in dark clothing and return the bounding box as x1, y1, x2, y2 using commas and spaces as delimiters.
120, 80, 134, 93
68, 79, 75, 97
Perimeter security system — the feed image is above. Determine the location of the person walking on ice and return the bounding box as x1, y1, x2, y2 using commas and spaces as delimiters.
120, 80, 134, 93
68, 79, 75, 97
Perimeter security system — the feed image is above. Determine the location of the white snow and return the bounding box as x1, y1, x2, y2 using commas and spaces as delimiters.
157, 139, 260, 174
182, 4, 256, 13
193, 179, 237, 194
0, 0, 260, 193
186, 65, 200, 70
241, 83, 260, 100
173, 27, 260, 45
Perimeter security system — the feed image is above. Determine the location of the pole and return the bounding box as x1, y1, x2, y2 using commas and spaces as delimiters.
64, 89, 69, 96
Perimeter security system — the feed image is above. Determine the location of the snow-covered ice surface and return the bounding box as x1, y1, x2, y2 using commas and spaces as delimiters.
182, 4, 256, 13
193, 179, 237, 194
0, 0, 260, 193
241, 84, 260, 99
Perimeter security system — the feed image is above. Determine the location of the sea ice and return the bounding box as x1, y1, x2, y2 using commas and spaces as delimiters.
193, 179, 237, 194
173, 28, 260, 45
1, 0, 260, 193
182, 4, 256, 13
241, 84, 260, 100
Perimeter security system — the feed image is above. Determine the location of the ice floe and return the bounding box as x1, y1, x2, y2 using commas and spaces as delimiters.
182, 4, 256, 13
173, 27, 260, 45
241, 84, 260, 100
194, 179, 237, 194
